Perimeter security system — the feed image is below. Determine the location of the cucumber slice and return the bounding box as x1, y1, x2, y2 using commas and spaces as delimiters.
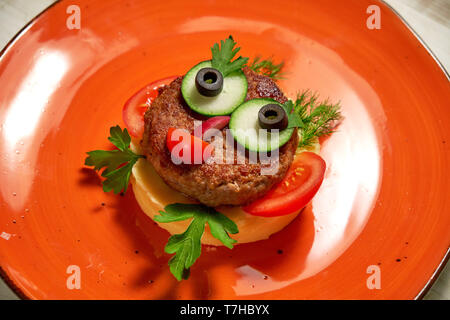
229, 99, 294, 152
181, 61, 247, 116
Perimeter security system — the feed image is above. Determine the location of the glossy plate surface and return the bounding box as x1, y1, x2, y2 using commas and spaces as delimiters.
0, 0, 449, 299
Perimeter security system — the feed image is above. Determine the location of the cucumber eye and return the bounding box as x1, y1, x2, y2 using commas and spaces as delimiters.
195, 67, 224, 97
258, 104, 288, 130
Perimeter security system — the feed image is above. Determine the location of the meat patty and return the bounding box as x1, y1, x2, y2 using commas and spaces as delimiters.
141, 67, 298, 207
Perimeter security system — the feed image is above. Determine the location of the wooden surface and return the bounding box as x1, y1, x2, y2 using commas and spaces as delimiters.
0, 0, 448, 300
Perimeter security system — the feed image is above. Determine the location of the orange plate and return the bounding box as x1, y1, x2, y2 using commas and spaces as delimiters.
0, 0, 449, 300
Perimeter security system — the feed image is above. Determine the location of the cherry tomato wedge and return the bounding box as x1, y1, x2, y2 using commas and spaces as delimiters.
122, 76, 178, 138
243, 152, 326, 217
166, 127, 213, 164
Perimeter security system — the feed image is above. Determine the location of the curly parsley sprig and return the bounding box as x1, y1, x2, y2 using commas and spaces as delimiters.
84, 125, 144, 194
210, 36, 286, 81
284, 90, 343, 148
155, 204, 239, 281
211, 36, 249, 77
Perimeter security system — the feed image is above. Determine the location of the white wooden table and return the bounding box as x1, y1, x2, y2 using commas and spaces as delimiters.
0, 0, 448, 300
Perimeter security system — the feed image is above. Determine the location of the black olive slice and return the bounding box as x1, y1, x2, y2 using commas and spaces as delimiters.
258, 104, 288, 130
195, 67, 224, 97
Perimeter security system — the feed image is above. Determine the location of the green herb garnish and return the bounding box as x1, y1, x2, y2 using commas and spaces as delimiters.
211, 36, 249, 77
84, 125, 144, 194
155, 203, 239, 281
283, 100, 304, 129
284, 90, 343, 148
248, 56, 285, 80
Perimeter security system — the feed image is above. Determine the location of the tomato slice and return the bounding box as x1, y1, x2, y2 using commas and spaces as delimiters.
166, 127, 213, 164
122, 76, 178, 138
243, 152, 326, 217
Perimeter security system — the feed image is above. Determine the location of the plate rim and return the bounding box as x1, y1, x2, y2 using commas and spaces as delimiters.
0, 0, 448, 300
0, 0, 61, 301
379, 0, 449, 298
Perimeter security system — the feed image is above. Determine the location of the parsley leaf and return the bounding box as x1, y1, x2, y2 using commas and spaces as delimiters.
282, 100, 304, 129
211, 36, 249, 77
287, 113, 304, 129
154, 203, 239, 281
101, 161, 137, 194
108, 125, 131, 151
248, 56, 285, 80
84, 125, 144, 194
288, 90, 343, 148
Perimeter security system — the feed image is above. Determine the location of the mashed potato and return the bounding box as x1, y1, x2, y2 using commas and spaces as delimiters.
130, 137, 319, 246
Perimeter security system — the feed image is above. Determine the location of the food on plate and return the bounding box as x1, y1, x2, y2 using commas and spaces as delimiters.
85, 36, 342, 280
182, 61, 247, 115
142, 70, 299, 206
229, 98, 295, 152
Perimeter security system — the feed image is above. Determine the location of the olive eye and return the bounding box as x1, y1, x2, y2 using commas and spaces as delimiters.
258, 104, 288, 130
195, 67, 223, 97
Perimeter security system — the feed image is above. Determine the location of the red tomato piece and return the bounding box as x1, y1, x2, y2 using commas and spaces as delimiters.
166, 127, 212, 164
122, 76, 178, 138
243, 152, 326, 217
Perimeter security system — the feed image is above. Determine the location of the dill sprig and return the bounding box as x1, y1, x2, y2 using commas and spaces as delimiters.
291, 90, 343, 148
248, 56, 285, 80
